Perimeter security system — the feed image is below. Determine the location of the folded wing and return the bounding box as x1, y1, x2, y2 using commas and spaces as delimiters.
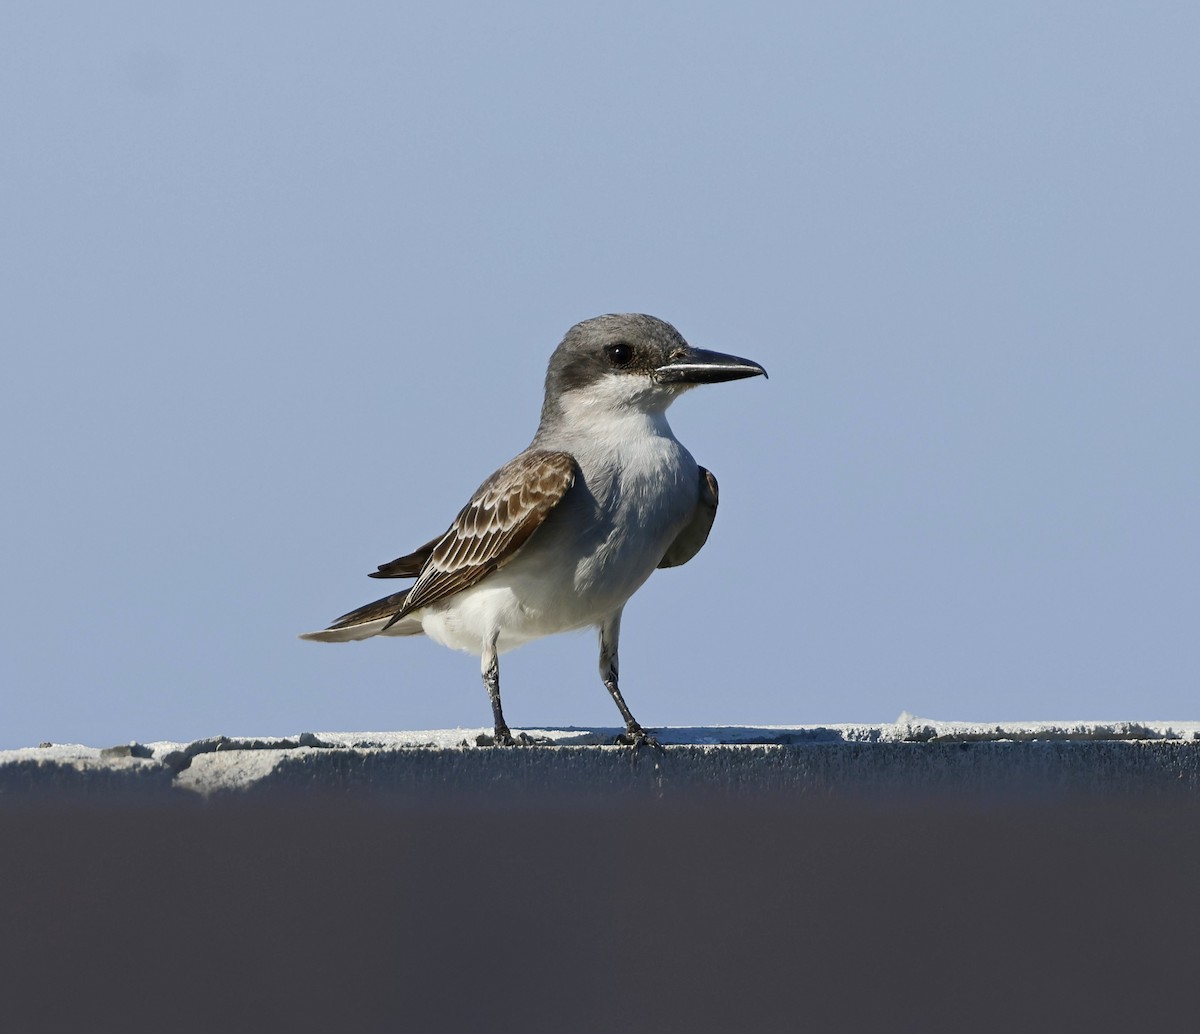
658, 466, 719, 569
384, 449, 577, 626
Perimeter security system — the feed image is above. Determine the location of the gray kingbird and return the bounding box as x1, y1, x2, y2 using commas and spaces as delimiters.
301, 313, 767, 745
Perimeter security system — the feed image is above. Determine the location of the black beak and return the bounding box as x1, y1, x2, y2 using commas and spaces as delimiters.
655, 347, 769, 385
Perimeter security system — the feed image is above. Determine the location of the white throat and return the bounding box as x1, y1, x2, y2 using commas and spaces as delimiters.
548, 376, 682, 450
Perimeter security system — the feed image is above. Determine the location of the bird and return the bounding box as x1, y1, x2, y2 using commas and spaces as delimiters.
301, 313, 767, 746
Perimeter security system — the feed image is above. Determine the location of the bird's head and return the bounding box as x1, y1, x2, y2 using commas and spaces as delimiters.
540, 314, 767, 426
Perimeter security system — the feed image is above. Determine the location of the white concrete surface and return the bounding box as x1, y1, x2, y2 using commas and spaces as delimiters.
3, 716, 1199, 800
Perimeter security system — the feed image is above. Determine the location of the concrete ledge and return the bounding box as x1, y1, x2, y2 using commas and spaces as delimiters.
4, 717, 1199, 801
5, 722, 1200, 1030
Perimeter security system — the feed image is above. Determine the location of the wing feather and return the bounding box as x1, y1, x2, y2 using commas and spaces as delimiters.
327, 589, 412, 629
370, 533, 443, 579
391, 450, 577, 621
659, 466, 719, 568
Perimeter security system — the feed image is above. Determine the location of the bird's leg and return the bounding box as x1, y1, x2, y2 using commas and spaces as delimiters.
474, 637, 551, 746
480, 640, 515, 746
599, 612, 660, 749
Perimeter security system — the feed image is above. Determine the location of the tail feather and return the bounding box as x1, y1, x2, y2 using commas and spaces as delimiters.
299, 589, 423, 643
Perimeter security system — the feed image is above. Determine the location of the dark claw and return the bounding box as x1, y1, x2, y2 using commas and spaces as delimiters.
615, 724, 662, 750
476, 728, 552, 747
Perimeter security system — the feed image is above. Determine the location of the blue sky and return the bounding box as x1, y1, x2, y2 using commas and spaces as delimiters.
2, 2, 1197, 748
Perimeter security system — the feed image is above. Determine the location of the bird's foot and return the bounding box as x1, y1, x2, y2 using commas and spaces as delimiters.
615, 724, 662, 750
475, 728, 552, 747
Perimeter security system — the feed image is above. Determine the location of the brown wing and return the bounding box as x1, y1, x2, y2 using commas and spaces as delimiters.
391, 450, 577, 622
328, 589, 412, 630
658, 467, 719, 568
370, 534, 442, 579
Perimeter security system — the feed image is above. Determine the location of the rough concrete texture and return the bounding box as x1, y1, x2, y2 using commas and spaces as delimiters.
4, 716, 1199, 801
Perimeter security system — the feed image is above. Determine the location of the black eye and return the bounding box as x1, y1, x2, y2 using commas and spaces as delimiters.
604, 342, 634, 367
